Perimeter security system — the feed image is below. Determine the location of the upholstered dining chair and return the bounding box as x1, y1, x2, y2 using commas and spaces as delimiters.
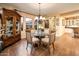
41, 29, 49, 43
31, 30, 39, 49
44, 28, 49, 36
42, 29, 50, 44
49, 32, 56, 55
41, 35, 50, 48
41, 30, 56, 55
26, 31, 32, 55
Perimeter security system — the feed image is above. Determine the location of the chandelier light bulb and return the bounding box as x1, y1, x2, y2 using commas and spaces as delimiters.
35, 16, 38, 19
42, 17, 45, 20
40, 16, 42, 19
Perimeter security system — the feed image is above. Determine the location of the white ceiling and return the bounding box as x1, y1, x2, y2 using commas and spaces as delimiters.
0, 3, 79, 16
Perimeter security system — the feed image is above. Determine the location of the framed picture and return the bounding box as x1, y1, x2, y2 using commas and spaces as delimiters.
45, 20, 49, 28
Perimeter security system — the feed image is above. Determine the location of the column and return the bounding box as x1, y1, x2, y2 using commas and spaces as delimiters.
21, 17, 26, 39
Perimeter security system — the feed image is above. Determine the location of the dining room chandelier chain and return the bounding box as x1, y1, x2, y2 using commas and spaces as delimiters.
38, 3, 41, 18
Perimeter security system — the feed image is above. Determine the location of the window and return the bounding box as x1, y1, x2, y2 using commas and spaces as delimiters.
26, 18, 32, 29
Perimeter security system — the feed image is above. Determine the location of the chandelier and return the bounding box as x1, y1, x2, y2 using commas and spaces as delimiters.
35, 3, 45, 30
35, 3, 45, 20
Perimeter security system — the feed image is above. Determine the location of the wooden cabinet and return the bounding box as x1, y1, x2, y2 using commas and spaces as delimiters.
0, 8, 21, 48
74, 28, 79, 38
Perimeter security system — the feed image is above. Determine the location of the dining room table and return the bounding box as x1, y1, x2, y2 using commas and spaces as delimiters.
33, 29, 45, 46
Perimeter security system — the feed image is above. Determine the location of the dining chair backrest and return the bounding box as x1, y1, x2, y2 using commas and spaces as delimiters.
44, 29, 49, 35
31, 30, 39, 42
26, 31, 33, 55
31, 29, 35, 37
26, 32, 32, 44
49, 32, 55, 44
42, 35, 50, 43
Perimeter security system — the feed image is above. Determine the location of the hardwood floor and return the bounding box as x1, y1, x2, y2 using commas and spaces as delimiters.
54, 33, 79, 56
0, 39, 28, 56
1, 33, 79, 56
0, 39, 49, 56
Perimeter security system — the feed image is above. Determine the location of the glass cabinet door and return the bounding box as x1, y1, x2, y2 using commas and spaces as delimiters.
0, 14, 2, 30
5, 16, 13, 37
0, 14, 2, 36
16, 18, 20, 35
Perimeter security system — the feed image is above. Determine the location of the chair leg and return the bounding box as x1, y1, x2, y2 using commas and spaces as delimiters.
52, 43, 55, 55
26, 43, 33, 56
31, 45, 34, 55
49, 44, 55, 56
48, 46, 50, 55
